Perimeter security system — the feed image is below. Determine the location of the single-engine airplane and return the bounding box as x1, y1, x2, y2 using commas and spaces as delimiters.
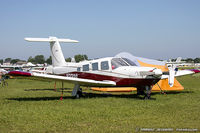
8, 36, 200, 99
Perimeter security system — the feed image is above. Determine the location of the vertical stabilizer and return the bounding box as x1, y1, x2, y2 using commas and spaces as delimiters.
49, 37, 66, 66
24, 36, 79, 67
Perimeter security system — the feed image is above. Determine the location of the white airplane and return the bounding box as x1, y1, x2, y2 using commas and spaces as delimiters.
7, 36, 200, 99
28, 66, 53, 74
0, 65, 23, 71
0, 69, 8, 75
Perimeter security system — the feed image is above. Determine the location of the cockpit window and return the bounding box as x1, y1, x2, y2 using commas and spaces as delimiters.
122, 58, 137, 66
111, 58, 137, 69
111, 58, 129, 69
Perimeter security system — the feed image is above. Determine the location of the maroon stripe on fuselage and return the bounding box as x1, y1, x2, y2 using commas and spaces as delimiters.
60, 72, 160, 87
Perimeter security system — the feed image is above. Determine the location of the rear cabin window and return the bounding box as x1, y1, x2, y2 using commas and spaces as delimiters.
101, 61, 109, 70
83, 64, 89, 71
77, 67, 81, 72
92, 62, 98, 71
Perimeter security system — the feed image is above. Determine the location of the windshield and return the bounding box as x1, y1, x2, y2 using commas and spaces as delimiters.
111, 58, 137, 69
111, 58, 129, 69
122, 58, 137, 66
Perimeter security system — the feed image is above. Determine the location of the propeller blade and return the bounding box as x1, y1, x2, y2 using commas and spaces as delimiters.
168, 67, 175, 87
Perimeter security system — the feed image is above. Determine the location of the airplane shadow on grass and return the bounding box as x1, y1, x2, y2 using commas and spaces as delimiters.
8, 93, 146, 101
7, 88, 194, 101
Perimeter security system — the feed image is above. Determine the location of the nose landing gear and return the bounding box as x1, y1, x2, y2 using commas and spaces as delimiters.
144, 86, 152, 99
137, 86, 152, 99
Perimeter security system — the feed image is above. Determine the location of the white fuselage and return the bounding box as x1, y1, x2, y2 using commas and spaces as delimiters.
51, 57, 163, 87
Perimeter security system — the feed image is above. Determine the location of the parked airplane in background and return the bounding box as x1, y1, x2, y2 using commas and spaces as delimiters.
0, 65, 23, 71
28, 66, 53, 74
8, 36, 200, 99
0, 69, 8, 75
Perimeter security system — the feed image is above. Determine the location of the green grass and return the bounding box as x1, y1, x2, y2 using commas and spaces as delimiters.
193, 73, 200, 78
0, 76, 200, 133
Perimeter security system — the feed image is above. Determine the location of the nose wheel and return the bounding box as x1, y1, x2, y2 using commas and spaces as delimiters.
137, 86, 152, 99
144, 86, 152, 99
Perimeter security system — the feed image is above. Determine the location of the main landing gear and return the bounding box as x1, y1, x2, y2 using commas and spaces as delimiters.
59, 82, 83, 100
71, 84, 82, 99
137, 86, 152, 99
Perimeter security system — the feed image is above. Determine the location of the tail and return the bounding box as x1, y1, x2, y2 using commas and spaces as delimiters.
24, 36, 79, 67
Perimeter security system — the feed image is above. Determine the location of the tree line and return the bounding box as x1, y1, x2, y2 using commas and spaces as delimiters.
170, 58, 200, 63
0, 56, 200, 65
0, 54, 88, 65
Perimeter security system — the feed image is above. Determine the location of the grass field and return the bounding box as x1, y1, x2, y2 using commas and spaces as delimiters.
0, 75, 200, 133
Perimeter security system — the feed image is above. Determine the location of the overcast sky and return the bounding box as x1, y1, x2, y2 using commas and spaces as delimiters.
0, 0, 200, 60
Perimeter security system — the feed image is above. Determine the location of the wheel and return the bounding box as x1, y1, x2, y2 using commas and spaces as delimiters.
137, 89, 145, 95
78, 88, 83, 97
144, 86, 152, 100
144, 94, 151, 99
75, 93, 80, 99
73, 88, 82, 99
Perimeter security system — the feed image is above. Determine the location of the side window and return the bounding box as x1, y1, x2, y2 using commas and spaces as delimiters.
83, 64, 89, 71
92, 62, 98, 71
77, 67, 81, 72
101, 61, 109, 70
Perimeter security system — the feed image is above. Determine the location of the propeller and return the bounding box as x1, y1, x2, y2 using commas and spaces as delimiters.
167, 57, 181, 87
168, 65, 175, 87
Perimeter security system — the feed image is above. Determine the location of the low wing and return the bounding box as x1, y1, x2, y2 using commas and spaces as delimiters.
8, 71, 116, 87
161, 69, 200, 79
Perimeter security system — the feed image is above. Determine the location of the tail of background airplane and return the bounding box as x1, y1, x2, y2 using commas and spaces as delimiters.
24, 37, 79, 67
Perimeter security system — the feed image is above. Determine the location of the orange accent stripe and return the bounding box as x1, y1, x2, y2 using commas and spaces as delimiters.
137, 60, 168, 71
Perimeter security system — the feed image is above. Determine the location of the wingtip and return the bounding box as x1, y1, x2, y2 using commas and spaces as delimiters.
190, 69, 200, 73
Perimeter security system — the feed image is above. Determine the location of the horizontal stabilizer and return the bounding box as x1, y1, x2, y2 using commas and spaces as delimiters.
24, 37, 79, 43
24, 36, 79, 67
